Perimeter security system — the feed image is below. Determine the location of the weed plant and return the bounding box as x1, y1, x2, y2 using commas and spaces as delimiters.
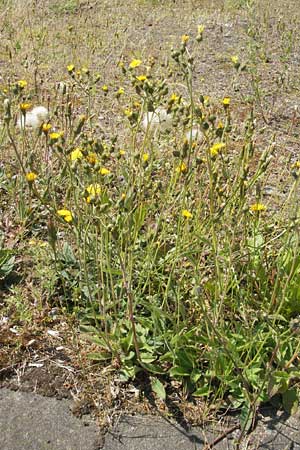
1, 23, 300, 431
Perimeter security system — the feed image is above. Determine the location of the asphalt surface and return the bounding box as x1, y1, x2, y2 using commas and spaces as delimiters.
1, 388, 300, 450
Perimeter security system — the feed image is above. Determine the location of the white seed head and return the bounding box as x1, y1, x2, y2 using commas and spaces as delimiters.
17, 106, 49, 129
142, 107, 172, 133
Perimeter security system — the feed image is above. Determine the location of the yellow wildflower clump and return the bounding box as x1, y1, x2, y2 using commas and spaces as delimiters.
196, 25, 205, 42
231, 55, 240, 69
26, 172, 38, 182
142, 153, 149, 163
129, 59, 142, 69
223, 97, 231, 107
210, 142, 226, 157
57, 209, 73, 223
86, 152, 98, 165
70, 148, 83, 161
67, 64, 75, 73
250, 203, 266, 212
42, 123, 52, 133
116, 87, 125, 97
169, 93, 180, 104
181, 34, 190, 44
136, 75, 147, 82
86, 183, 101, 204
99, 167, 110, 175
176, 162, 187, 173
182, 209, 193, 219
17, 80, 27, 89
19, 103, 31, 113
49, 131, 63, 142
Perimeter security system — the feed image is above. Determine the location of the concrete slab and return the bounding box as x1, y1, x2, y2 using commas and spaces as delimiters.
1, 388, 300, 450
102, 414, 236, 450
0, 389, 101, 450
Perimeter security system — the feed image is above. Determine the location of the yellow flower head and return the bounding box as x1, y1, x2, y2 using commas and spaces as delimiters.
124, 108, 133, 117
181, 34, 190, 43
210, 142, 226, 156
102, 84, 108, 92
182, 209, 193, 219
197, 25, 205, 34
19, 102, 31, 112
86, 152, 98, 164
70, 148, 83, 161
129, 59, 142, 69
142, 153, 149, 163
136, 75, 147, 82
86, 183, 101, 196
231, 55, 239, 65
119, 149, 126, 156
26, 172, 38, 182
99, 167, 110, 175
67, 64, 75, 73
223, 97, 231, 107
117, 87, 125, 96
57, 209, 73, 223
42, 123, 52, 133
250, 203, 266, 212
17, 80, 27, 89
169, 93, 180, 103
49, 131, 63, 141
81, 66, 89, 74
176, 162, 187, 173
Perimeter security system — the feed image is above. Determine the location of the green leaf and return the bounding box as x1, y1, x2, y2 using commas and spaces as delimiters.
192, 386, 211, 397
239, 403, 254, 433
151, 377, 166, 400
87, 352, 112, 361
282, 388, 298, 415
169, 366, 191, 377
140, 361, 165, 374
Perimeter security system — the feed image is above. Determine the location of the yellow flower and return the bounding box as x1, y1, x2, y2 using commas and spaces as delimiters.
117, 87, 125, 96
136, 75, 147, 82
182, 209, 193, 219
99, 167, 110, 175
70, 148, 83, 161
181, 34, 190, 43
124, 108, 133, 117
121, 192, 126, 200
86, 152, 98, 164
129, 59, 142, 69
142, 153, 149, 162
67, 64, 75, 73
102, 84, 108, 92
223, 97, 231, 107
119, 149, 126, 156
26, 172, 38, 182
197, 25, 205, 34
250, 203, 266, 212
42, 123, 52, 133
169, 93, 180, 103
217, 121, 224, 129
86, 183, 101, 196
176, 162, 187, 173
57, 209, 73, 223
19, 102, 31, 112
203, 95, 210, 106
17, 80, 27, 89
49, 131, 63, 141
210, 142, 226, 156
81, 66, 89, 74
231, 55, 239, 65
